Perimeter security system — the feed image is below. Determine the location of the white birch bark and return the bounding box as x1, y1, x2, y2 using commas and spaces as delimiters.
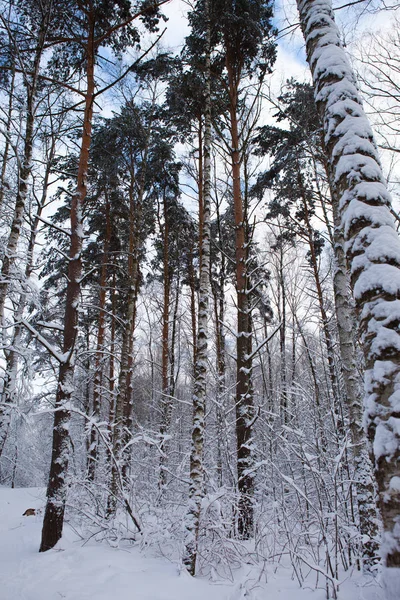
296, 0, 400, 593
0, 13, 49, 335
183, 0, 212, 575
0, 65, 15, 213
0, 140, 55, 458
331, 191, 380, 567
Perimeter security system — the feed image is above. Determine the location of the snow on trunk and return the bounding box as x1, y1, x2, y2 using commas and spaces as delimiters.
227, 41, 255, 544
40, 23, 95, 552
0, 3, 52, 470
330, 180, 380, 568
183, 0, 212, 576
296, 0, 400, 592
88, 196, 111, 482
0, 10, 49, 336
158, 190, 172, 493
0, 163, 52, 458
0, 66, 15, 212
107, 257, 138, 516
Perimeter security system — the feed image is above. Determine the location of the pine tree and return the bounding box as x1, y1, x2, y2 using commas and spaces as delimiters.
40, 0, 166, 552
210, 0, 276, 539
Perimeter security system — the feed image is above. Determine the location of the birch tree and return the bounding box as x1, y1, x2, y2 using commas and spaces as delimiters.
253, 81, 380, 566
0, 104, 66, 459
0, 0, 53, 335
183, 0, 212, 575
296, 0, 400, 594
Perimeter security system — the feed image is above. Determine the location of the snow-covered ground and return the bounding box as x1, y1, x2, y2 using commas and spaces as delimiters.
0, 487, 385, 600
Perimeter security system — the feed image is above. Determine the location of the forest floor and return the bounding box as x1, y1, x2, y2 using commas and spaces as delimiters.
0, 486, 385, 600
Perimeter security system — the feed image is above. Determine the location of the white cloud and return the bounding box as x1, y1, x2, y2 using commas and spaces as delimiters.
162, 0, 190, 54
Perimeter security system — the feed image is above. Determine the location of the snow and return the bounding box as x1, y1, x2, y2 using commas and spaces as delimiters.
341, 200, 393, 239
0, 487, 386, 600
389, 476, 400, 492
353, 264, 400, 300
0, 488, 222, 600
373, 420, 399, 461
335, 154, 383, 185
382, 568, 400, 600
351, 227, 400, 267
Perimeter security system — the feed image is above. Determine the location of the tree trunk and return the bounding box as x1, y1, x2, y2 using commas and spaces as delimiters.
212, 255, 226, 488
198, 118, 204, 269
296, 0, 400, 592
0, 65, 15, 212
108, 178, 140, 513
316, 134, 379, 566
183, 0, 211, 573
108, 104, 155, 512
299, 181, 341, 415
40, 11, 95, 552
88, 193, 112, 481
214, 192, 227, 488
278, 243, 288, 423
0, 130, 56, 457
188, 241, 197, 368
0, 9, 50, 333
330, 185, 380, 567
107, 274, 117, 466
226, 57, 255, 540
121, 270, 140, 483
158, 189, 172, 491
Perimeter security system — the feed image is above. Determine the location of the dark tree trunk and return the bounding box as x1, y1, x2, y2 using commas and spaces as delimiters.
108, 178, 140, 513
88, 194, 112, 481
159, 189, 171, 491
226, 59, 255, 538
40, 11, 95, 552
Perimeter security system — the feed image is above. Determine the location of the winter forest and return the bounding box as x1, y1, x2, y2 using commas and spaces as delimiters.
1, 0, 400, 598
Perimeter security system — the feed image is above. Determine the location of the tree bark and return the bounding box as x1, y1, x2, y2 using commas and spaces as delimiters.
40, 9, 95, 552
107, 274, 117, 466
0, 8, 50, 334
0, 65, 15, 212
183, 0, 212, 573
226, 56, 255, 540
278, 243, 288, 423
215, 190, 227, 487
87, 193, 112, 481
158, 189, 172, 491
108, 177, 140, 513
212, 249, 226, 488
299, 179, 341, 413
330, 185, 380, 567
0, 129, 56, 457
296, 0, 400, 592
108, 106, 154, 513
188, 241, 197, 367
